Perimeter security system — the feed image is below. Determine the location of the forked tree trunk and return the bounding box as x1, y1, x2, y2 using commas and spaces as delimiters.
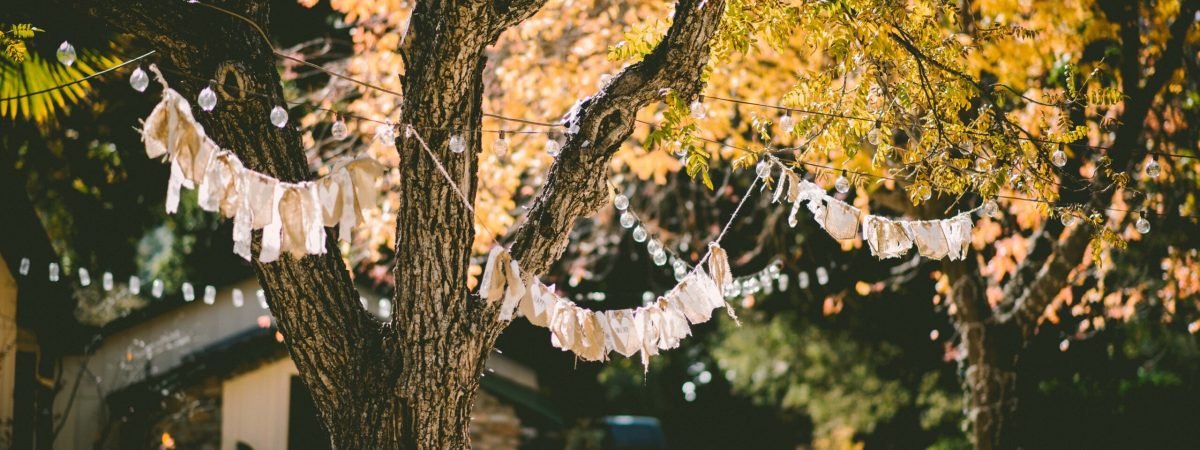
63, 0, 726, 448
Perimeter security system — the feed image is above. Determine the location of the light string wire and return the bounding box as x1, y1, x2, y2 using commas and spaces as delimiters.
687, 132, 1200, 222
0, 50, 157, 101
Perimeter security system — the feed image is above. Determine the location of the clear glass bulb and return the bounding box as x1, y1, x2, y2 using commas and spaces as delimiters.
182, 282, 195, 301
674, 266, 687, 281
152, 279, 164, 298
816, 266, 829, 285
102, 272, 114, 291
493, 136, 509, 156
1145, 158, 1161, 178
742, 277, 760, 294
756, 161, 771, 179
1061, 213, 1074, 227
197, 87, 217, 112
48, 263, 60, 282
449, 135, 465, 153
18, 258, 29, 276
1135, 216, 1151, 234
614, 194, 629, 211
1051, 149, 1067, 167
129, 276, 141, 295
203, 285, 216, 304
632, 225, 648, 242
331, 118, 348, 140
653, 251, 668, 266
689, 100, 706, 119
545, 139, 561, 157
779, 114, 794, 134
724, 282, 741, 298
130, 66, 149, 92
56, 41, 76, 66
647, 239, 662, 255
867, 127, 881, 146
375, 121, 395, 144
270, 106, 288, 128
835, 175, 850, 193
922, 187, 933, 201
79, 268, 91, 286
619, 211, 636, 228
232, 288, 244, 307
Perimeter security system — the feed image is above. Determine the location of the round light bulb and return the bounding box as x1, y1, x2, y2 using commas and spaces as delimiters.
1145, 158, 1161, 178
330, 118, 349, 140
449, 135, 465, 153
493, 136, 509, 156
834, 175, 850, 193
56, 41, 76, 66
755, 161, 771, 179
545, 139, 561, 157
866, 127, 881, 146
689, 100, 706, 119
614, 194, 629, 211
653, 251, 668, 266
1060, 213, 1074, 227
779, 114, 794, 134
130, 66, 149, 92
270, 106, 288, 128
375, 121, 396, 144
1051, 149, 1067, 167
619, 211, 636, 228
632, 226, 648, 242
647, 239, 662, 255
197, 87, 218, 112
1135, 216, 1151, 234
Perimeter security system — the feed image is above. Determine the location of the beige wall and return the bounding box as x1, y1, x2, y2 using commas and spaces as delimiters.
0, 257, 16, 440
221, 357, 297, 450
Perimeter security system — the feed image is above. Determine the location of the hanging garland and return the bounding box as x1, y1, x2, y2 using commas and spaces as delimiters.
139, 65, 385, 262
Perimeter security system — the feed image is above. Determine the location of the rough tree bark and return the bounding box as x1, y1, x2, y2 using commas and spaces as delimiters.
936, 1, 1198, 448
57, 0, 727, 448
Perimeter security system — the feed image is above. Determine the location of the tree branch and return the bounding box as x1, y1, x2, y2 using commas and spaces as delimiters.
508, 0, 728, 276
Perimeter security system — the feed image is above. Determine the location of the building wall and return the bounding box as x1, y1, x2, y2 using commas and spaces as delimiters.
221, 357, 297, 450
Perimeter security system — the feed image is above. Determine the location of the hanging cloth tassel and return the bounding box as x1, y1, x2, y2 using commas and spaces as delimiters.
499, 259, 526, 321
707, 242, 731, 289
478, 246, 510, 303
303, 182, 327, 255
258, 183, 286, 262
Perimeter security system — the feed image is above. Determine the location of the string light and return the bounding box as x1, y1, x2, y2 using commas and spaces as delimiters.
494, 131, 509, 156
197, 86, 217, 112
56, 41, 76, 66
779, 112, 794, 134
1136, 213, 1151, 234
48, 262, 60, 282
632, 225, 648, 242
79, 268, 92, 286
18, 258, 29, 276
448, 134, 466, 153
755, 160, 771, 179
1052, 147, 1067, 167
545, 136, 561, 157
834, 171, 850, 194
1145, 158, 1161, 178
152, 279, 165, 298
129, 275, 141, 295
689, 99, 706, 119
374, 120, 395, 143
269, 106, 288, 128
614, 194, 630, 211
182, 282, 195, 302
232, 288, 244, 307
203, 285, 217, 305
982, 200, 999, 218
330, 116, 348, 140
102, 272, 114, 291
130, 66, 150, 93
